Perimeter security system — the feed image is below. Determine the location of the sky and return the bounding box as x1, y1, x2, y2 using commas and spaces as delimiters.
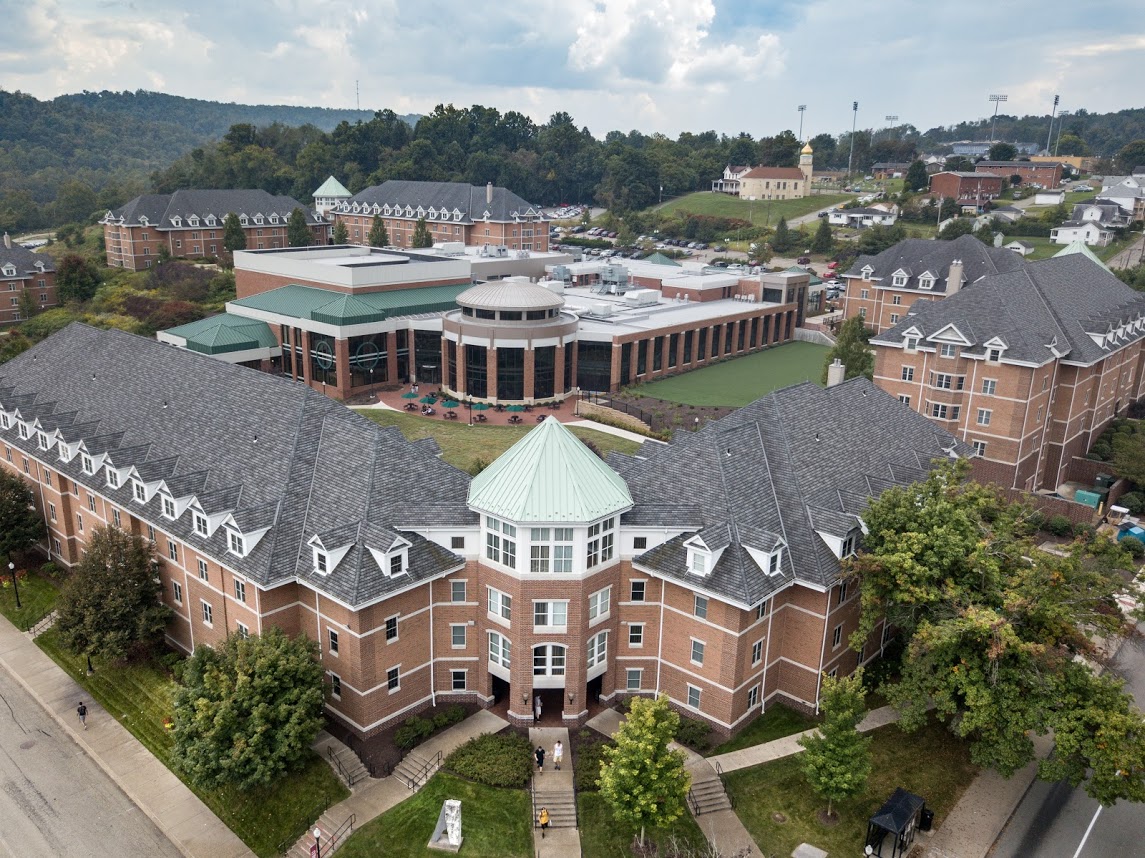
2, 0, 1143, 139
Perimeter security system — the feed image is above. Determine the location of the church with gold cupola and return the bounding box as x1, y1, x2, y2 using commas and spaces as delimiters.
734, 142, 814, 202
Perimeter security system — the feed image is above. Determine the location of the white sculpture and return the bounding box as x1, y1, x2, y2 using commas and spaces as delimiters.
428, 798, 463, 852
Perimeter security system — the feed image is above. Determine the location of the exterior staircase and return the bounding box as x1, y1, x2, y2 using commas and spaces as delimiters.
394, 749, 442, 790
688, 768, 733, 815
532, 780, 578, 828
285, 807, 355, 858
326, 741, 369, 788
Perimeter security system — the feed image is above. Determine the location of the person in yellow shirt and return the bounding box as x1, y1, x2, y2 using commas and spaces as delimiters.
538, 807, 550, 838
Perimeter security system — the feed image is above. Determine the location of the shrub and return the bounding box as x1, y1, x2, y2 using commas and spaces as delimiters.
394, 715, 435, 750
1046, 514, 1074, 537
1072, 522, 1096, 541
674, 716, 712, 753
444, 733, 533, 788
1088, 439, 1113, 461
432, 705, 466, 731
39, 561, 60, 578
1120, 492, 1145, 515
575, 738, 614, 792
1121, 535, 1145, 558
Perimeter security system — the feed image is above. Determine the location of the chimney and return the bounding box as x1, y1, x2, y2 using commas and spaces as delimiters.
826, 358, 846, 387
947, 259, 964, 295
2, 232, 9, 249
486, 182, 493, 205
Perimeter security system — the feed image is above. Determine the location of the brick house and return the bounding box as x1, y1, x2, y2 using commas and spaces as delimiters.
975, 160, 1063, 189
0, 234, 57, 323
0, 324, 967, 738
841, 234, 1024, 335
927, 171, 1006, 206
100, 190, 330, 271
332, 181, 548, 252
869, 253, 1145, 492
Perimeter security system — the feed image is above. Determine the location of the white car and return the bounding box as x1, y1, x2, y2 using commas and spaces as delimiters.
1073, 185, 1094, 192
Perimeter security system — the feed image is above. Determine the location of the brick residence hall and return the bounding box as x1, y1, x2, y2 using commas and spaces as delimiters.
0, 233, 58, 324
0, 324, 969, 739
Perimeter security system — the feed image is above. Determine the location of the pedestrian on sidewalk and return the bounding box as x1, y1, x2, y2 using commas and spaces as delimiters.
77, 701, 87, 730
535, 745, 545, 773
534, 694, 542, 723
538, 806, 549, 838
553, 740, 563, 770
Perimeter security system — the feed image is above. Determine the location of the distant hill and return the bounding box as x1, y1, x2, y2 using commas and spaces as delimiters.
56, 90, 420, 137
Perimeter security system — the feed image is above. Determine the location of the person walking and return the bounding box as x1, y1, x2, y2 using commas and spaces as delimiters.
535, 745, 545, 773
538, 806, 550, 838
553, 740, 563, 771
534, 694, 542, 723
77, 701, 87, 730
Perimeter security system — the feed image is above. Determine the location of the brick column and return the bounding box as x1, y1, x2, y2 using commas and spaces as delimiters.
487, 346, 498, 402
334, 337, 351, 399
524, 348, 535, 402
386, 331, 399, 384
555, 340, 566, 396
300, 330, 313, 385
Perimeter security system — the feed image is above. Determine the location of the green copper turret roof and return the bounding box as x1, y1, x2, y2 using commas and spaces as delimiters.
314, 176, 351, 198
467, 417, 633, 523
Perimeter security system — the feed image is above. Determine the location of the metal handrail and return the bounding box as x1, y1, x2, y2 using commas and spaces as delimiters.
530, 775, 539, 829
713, 760, 734, 809
327, 747, 354, 787
28, 609, 57, 639
406, 750, 442, 790
686, 786, 699, 816
327, 813, 355, 853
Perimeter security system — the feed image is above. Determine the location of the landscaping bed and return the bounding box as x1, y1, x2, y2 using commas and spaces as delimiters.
710, 703, 819, 756
0, 559, 62, 631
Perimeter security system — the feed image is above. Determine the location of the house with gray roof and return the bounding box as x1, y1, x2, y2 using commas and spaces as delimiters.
869, 253, 1145, 492
0, 232, 58, 323
1, 322, 967, 738
101, 189, 329, 271
332, 180, 548, 253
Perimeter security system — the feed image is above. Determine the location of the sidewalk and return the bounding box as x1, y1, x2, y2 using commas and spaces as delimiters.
0, 615, 252, 858
530, 726, 581, 858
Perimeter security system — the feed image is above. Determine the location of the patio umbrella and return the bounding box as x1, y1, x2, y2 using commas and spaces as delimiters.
506, 404, 525, 412
471, 402, 490, 411
419, 396, 439, 404
441, 400, 460, 409
401, 392, 419, 399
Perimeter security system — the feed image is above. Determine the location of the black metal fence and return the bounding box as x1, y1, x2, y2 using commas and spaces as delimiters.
580, 393, 671, 432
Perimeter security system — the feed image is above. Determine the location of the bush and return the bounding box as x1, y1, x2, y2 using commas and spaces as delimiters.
1120, 492, 1145, 515
432, 705, 466, 731
1121, 535, 1145, 558
674, 716, 712, 753
444, 733, 533, 788
394, 716, 435, 750
575, 738, 614, 792
1072, 522, 1096, 541
1089, 439, 1113, 461
1046, 514, 1074, 537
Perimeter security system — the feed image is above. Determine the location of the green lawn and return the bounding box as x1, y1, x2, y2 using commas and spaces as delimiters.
710, 704, 818, 756
622, 342, 830, 407
724, 718, 978, 857
578, 790, 709, 858
35, 628, 348, 857
658, 192, 852, 225
338, 773, 532, 858
357, 409, 642, 473
0, 565, 62, 631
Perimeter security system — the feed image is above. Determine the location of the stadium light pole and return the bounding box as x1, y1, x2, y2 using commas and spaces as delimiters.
797, 105, 806, 141
1045, 94, 1059, 154
1055, 111, 1069, 156
989, 94, 1008, 143
847, 101, 859, 177
883, 115, 898, 144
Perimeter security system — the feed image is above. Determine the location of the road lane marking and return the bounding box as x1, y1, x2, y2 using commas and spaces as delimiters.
1071, 805, 1102, 858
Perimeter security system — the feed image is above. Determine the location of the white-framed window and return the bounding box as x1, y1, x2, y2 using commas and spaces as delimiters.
451, 670, 467, 691
172, 581, 182, 605
313, 548, 329, 575
973, 440, 988, 456
529, 526, 574, 573
17, 423, 29, 440
769, 551, 781, 574
167, 540, 178, 562
756, 600, 768, 620
385, 615, 399, 641
329, 629, 339, 654
0, 414, 9, 431
748, 685, 759, 708
387, 667, 400, 692
112, 508, 121, 528
588, 586, 611, 622
587, 631, 608, 668
918, 275, 934, 290
587, 517, 615, 568
198, 558, 208, 580
329, 673, 341, 698
842, 531, 858, 558
987, 347, 1002, 363
687, 685, 702, 710
832, 624, 843, 648
898, 394, 911, 406
901, 366, 914, 381
52, 537, 61, 555
193, 511, 208, 537
890, 313, 900, 324
487, 587, 512, 622
227, 530, 245, 557
236, 623, 249, 640
981, 378, 997, 395
106, 468, 120, 489
860, 289, 869, 300
451, 624, 466, 648
133, 480, 147, 503
630, 580, 646, 602
533, 644, 566, 676
81, 453, 95, 475
485, 516, 517, 567
891, 274, 907, 287
905, 336, 920, 351
977, 408, 992, 426
752, 639, 763, 664
147, 524, 155, 542
161, 495, 176, 519
202, 600, 213, 626
940, 343, 957, 358
626, 668, 642, 691
450, 580, 466, 602
533, 600, 568, 630
87, 493, 95, 512
488, 632, 511, 668
234, 579, 245, 602
76, 512, 83, 532
691, 639, 705, 666
891, 294, 903, 305
37, 431, 50, 451
694, 594, 708, 619
48, 501, 57, 521
838, 580, 850, 603
629, 623, 644, 646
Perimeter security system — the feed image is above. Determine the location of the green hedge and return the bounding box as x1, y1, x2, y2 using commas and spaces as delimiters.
393, 705, 466, 751
444, 733, 534, 788
574, 738, 614, 792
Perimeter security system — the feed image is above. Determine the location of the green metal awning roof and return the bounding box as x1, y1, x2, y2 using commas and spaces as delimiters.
229, 282, 473, 326
163, 313, 279, 356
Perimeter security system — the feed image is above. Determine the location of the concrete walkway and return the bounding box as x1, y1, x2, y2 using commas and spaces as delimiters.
288, 709, 509, 857
0, 614, 253, 858
567, 418, 664, 445
531, 726, 582, 858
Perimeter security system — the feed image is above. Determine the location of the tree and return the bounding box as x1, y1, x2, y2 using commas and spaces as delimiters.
938, 217, 976, 240
1110, 426, 1145, 486
598, 695, 691, 848
55, 254, 101, 303
945, 156, 975, 173
1115, 140, 1145, 174
821, 315, 874, 383
286, 207, 312, 247
0, 469, 45, 565
55, 526, 171, 663
811, 217, 833, 255
368, 216, 389, 248
18, 289, 38, 321
411, 217, 434, 248
332, 220, 348, 244
798, 670, 871, 819
988, 142, 1017, 162
850, 460, 1145, 804
771, 216, 791, 253
222, 212, 246, 252
172, 627, 325, 790
904, 160, 929, 192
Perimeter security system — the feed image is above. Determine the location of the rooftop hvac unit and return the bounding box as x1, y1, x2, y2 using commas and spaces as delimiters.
550, 265, 571, 281
516, 250, 530, 258
438, 241, 465, 256
590, 303, 614, 317
623, 289, 660, 307
540, 279, 565, 295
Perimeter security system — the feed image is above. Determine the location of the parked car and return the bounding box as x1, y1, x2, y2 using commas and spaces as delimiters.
817, 210, 830, 218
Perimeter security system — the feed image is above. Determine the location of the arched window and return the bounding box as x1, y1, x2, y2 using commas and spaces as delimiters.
533, 644, 566, 676
488, 632, 511, 669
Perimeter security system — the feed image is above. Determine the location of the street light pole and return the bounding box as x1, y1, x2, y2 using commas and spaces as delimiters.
7, 559, 20, 609
847, 101, 859, 178
989, 94, 1008, 143
313, 827, 322, 858
1045, 94, 1059, 154
797, 104, 806, 142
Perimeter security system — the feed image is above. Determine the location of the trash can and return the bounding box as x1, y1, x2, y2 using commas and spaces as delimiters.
919, 807, 935, 831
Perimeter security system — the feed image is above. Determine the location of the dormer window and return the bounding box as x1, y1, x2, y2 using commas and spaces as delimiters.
206, 215, 216, 226
161, 494, 176, 519
106, 468, 120, 489
688, 549, 709, 576
388, 550, 407, 577
861, 265, 873, 281
254, 214, 264, 225
768, 550, 782, 575
987, 347, 1002, 363
841, 531, 859, 558
193, 511, 208, 537
37, 431, 50, 451
171, 217, 181, 227
919, 275, 935, 290
0, 414, 9, 431
905, 336, 920, 352
81, 453, 95, 475
1, 265, 15, 277
188, 216, 199, 227
132, 480, 147, 503
891, 273, 908, 287
314, 547, 329, 575
139, 216, 149, 226
18, 423, 29, 440
269, 214, 279, 224
56, 440, 68, 459
227, 530, 246, 557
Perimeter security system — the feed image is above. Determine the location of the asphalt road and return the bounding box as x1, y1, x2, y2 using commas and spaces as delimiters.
0, 669, 181, 858
990, 626, 1145, 858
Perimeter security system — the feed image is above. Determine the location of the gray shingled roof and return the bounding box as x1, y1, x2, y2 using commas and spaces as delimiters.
0, 324, 475, 608
611, 379, 969, 607
106, 190, 324, 228
341, 180, 543, 224
872, 253, 1145, 367
0, 242, 55, 275
843, 233, 1024, 294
